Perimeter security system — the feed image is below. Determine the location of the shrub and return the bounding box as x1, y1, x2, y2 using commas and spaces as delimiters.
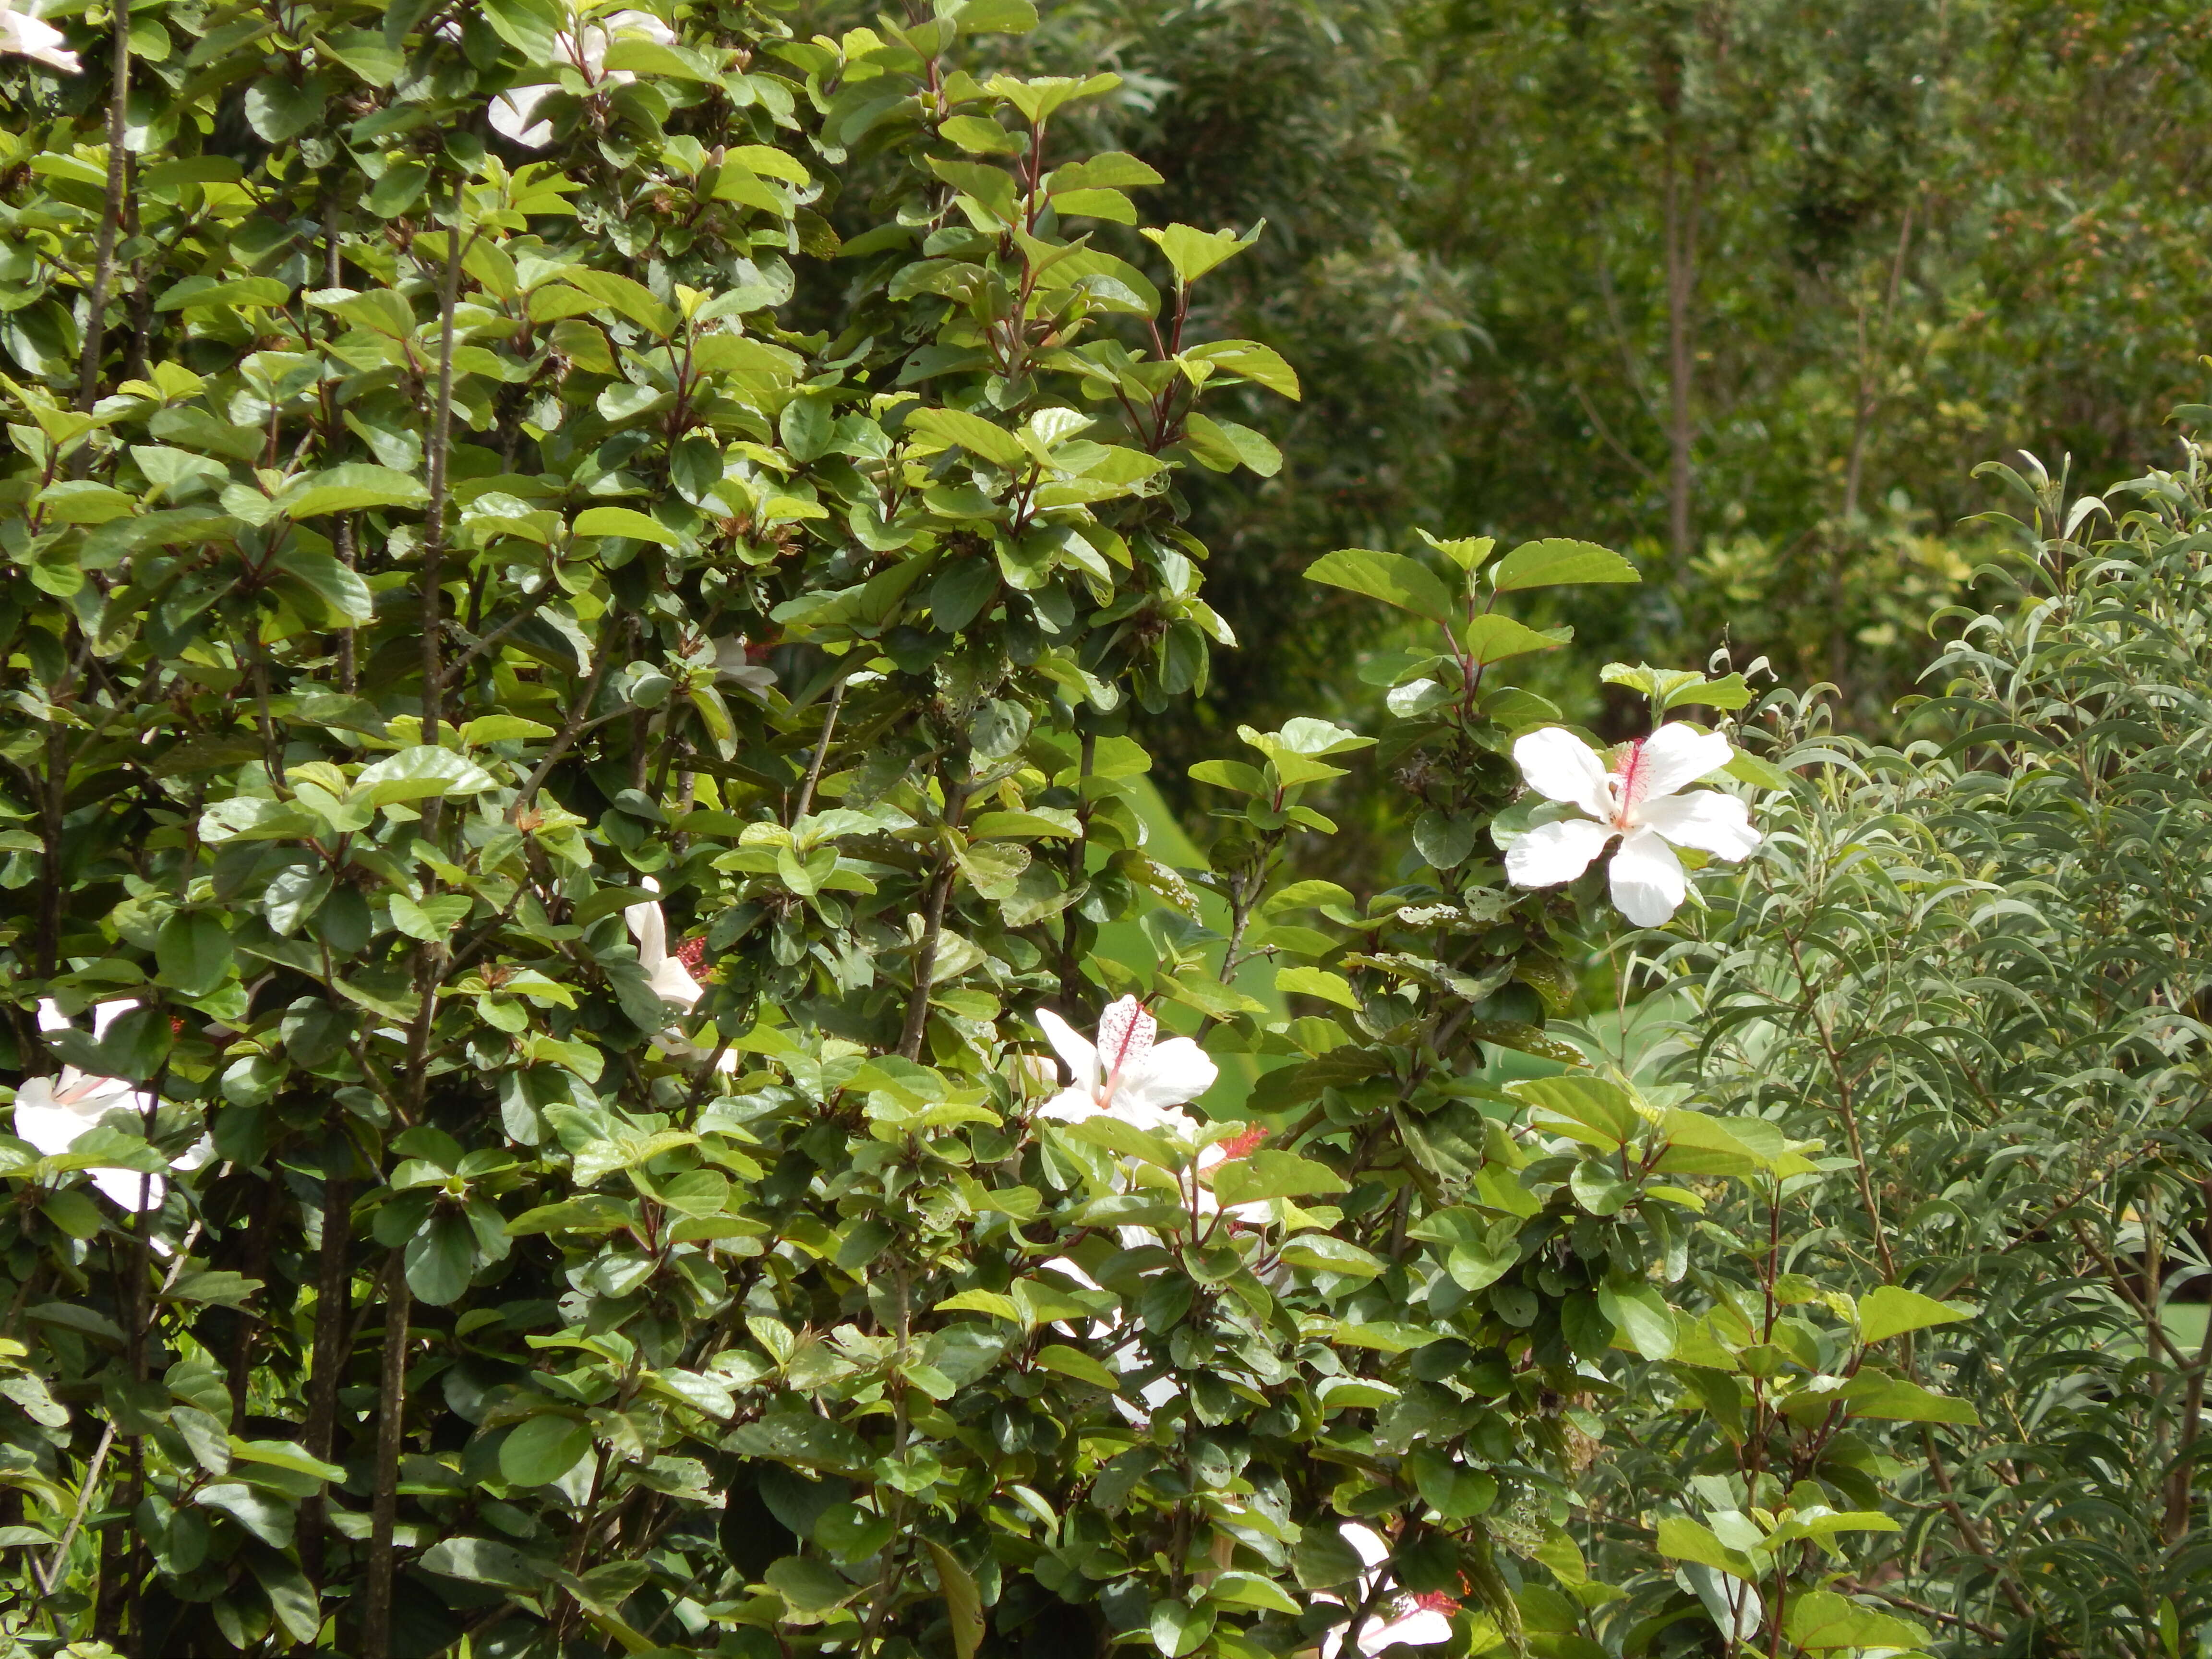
0, 3, 1949, 1657
1618, 449, 2212, 1656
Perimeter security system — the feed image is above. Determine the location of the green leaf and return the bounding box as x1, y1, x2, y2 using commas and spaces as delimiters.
389, 893, 471, 942
955, 0, 1039, 33
156, 911, 233, 997
724, 1409, 868, 1472
39, 1190, 104, 1239
925, 1539, 986, 1659
352, 746, 497, 805
1274, 966, 1358, 1010
155, 275, 295, 314
1141, 222, 1259, 286
1462, 612, 1566, 666
1601, 662, 1753, 713
245, 73, 326, 143
366, 160, 428, 218
1489, 538, 1639, 591
1304, 548, 1458, 627
194, 1482, 294, 1548
1052, 187, 1137, 223
1277, 1234, 1385, 1278
1598, 1283, 1678, 1360
941, 114, 1023, 154
1292, 1526, 1364, 1590
1408, 1448, 1498, 1520
904, 406, 1029, 469
1188, 759, 1267, 796
1181, 338, 1300, 398
1212, 1149, 1349, 1207
1858, 1285, 1975, 1344
575, 505, 682, 547
1510, 1074, 1640, 1149
986, 71, 1121, 127
1654, 1516, 1755, 1579
228, 1440, 345, 1483
1837, 1375, 1980, 1424
1147, 1596, 1215, 1659
1060, 1114, 1184, 1172
1206, 1571, 1300, 1613
768, 1553, 854, 1613
559, 268, 681, 337
1033, 1344, 1120, 1391
281, 464, 426, 519
34, 481, 133, 524
270, 548, 375, 625
1783, 1590, 1928, 1651
321, 26, 403, 83
404, 1213, 477, 1305
1050, 151, 1165, 191
1183, 411, 1281, 475
246, 1550, 321, 1646
1328, 1320, 1443, 1353
499, 1414, 593, 1487
421, 1535, 547, 1590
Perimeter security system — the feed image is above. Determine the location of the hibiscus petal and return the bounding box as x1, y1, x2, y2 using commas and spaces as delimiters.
89, 1166, 162, 1211
488, 85, 554, 148
1637, 788, 1759, 860
1362, 1608, 1454, 1653
1113, 1100, 1201, 1137
625, 897, 668, 958
90, 998, 140, 1041
607, 9, 676, 44
1339, 1522, 1391, 1570
1609, 826, 1687, 926
1512, 728, 1614, 820
58, 1071, 153, 1115
647, 956, 703, 1010
1119, 1037, 1217, 1114
1034, 1086, 1102, 1123
1034, 1008, 1096, 1085
12, 1092, 87, 1159
1037, 1254, 1103, 1292
1622, 722, 1732, 807
2, 12, 81, 72
1095, 997, 1155, 1080
1503, 817, 1616, 890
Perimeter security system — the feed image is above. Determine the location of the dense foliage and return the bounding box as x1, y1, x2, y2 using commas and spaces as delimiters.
1621, 447, 2212, 1657
960, 0, 2212, 741
0, 3, 1977, 1659
5, 0, 2206, 1657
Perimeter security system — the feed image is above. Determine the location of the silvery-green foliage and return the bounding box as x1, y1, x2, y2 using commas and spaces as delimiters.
1602, 445, 2212, 1657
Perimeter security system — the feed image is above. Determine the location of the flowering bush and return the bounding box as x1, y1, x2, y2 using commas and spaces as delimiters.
0, 3, 1951, 1658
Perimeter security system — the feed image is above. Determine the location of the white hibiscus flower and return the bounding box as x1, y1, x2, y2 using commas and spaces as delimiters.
1033, 997, 1216, 1133
0, 0, 81, 73
16, 1000, 212, 1212
624, 880, 741, 1071
625, 878, 703, 1011
1503, 723, 1760, 926
1317, 1523, 1459, 1657
489, 6, 677, 148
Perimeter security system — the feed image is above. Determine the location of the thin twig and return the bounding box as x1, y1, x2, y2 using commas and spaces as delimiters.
72, 3, 130, 415
790, 676, 847, 825
38, 1221, 201, 1592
